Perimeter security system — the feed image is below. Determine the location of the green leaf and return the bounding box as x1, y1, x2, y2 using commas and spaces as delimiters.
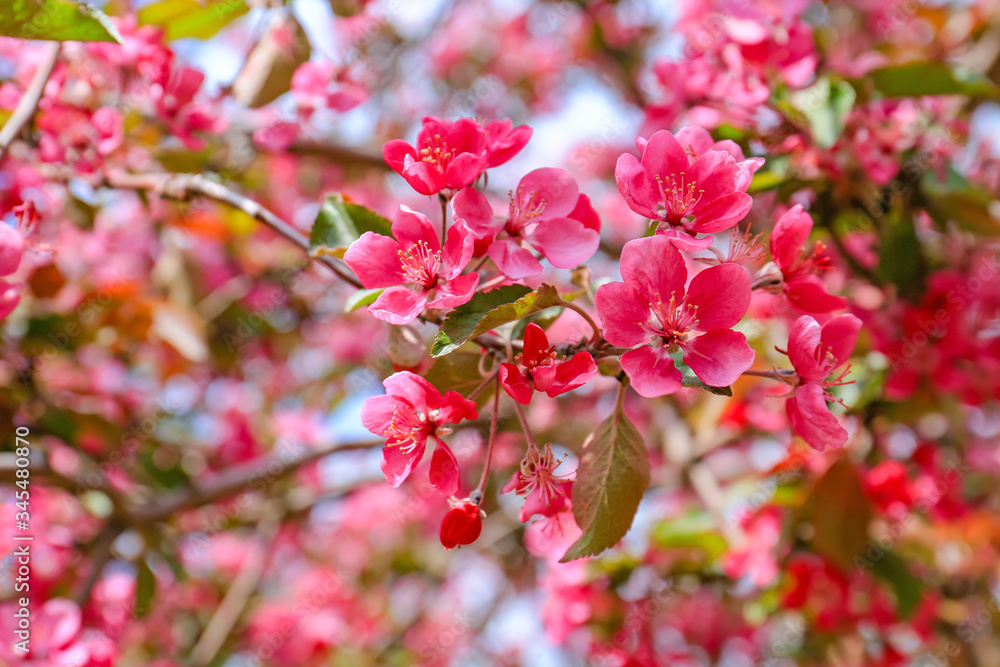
309, 194, 393, 256
669, 352, 733, 396
431, 284, 562, 357
876, 208, 925, 300
0, 0, 122, 42
922, 168, 1000, 237
868, 62, 999, 99
135, 557, 156, 618
796, 457, 873, 571
789, 78, 855, 149
422, 352, 495, 407
747, 171, 785, 194
561, 396, 650, 562
868, 551, 922, 619
345, 288, 384, 312
138, 0, 248, 41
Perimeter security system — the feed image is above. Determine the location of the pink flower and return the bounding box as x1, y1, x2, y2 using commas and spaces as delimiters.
290, 60, 367, 116
616, 127, 761, 238
0, 220, 24, 321
452, 167, 600, 278
482, 118, 532, 167
361, 371, 478, 496
784, 314, 862, 450
382, 116, 489, 195
502, 444, 573, 522
155, 66, 224, 150
762, 205, 847, 313
498, 323, 597, 404
343, 206, 479, 325
595, 235, 754, 398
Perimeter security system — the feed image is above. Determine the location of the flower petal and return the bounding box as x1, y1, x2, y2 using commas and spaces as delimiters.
529, 216, 600, 269
620, 235, 686, 303
517, 167, 579, 219
820, 314, 862, 370
787, 315, 824, 382
427, 272, 479, 309
488, 239, 543, 279
429, 439, 461, 495
392, 205, 440, 252
594, 282, 650, 347
452, 187, 500, 239
771, 205, 812, 269
369, 286, 428, 325
787, 382, 848, 450
686, 263, 751, 330
683, 329, 755, 387
499, 363, 534, 405
383, 371, 442, 412
343, 232, 404, 288
621, 346, 683, 398
381, 443, 423, 488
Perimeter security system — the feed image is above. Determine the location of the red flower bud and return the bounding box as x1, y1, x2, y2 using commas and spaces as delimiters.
439, 500, 483, 550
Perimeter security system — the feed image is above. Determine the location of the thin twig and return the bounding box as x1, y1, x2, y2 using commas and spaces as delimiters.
73, 522, 125, 605
559, 299, 602, 346
0, 42, 61, 161
102, 170, 363, 288
189, 512, 282, 666
472, 374, 502, 502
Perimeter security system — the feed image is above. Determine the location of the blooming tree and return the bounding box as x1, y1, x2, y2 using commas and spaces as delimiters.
1, 0, 1000, 665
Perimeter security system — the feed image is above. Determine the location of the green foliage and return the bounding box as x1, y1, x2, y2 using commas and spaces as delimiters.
0, 0, 122, 42
137, 0, 248, 41
788, 78, 856, 149
795, 457, 873, 571
310, 195, 393, 257
867, 62, 999, 99
431, 284, 561, 357
561, 393, 650, 562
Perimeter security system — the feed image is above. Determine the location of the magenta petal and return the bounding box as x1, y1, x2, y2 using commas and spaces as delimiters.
788, 315, 825, 382
770, 205, 812, 269
518, 167, 579, 219
547, 351, 598, 397
642, 129, 692, 174
360, 394, 406, 435
381, 443, 422, 487
785, 276, 848, 314
529, 217, 600, 269
615, 153, 658, 219
427, 272, 479, 309
620, 235, 686, 303
674, 126, 716, 158
429, 439, 461, 495
690, 192, 753, 233
383, 371, 441, 412
400, 158, 445, 195
683, 329, 755, 387
343, 232, 405, 288
488, 239, 543, 279
655, 227, 716, 251
499, 363, 534, 404
441, 219, 475, 279
594, 282, 650, 347
0, 283, 19, 320
369, 286, 427, 325
569, 193, 601, 232
686, 263, 751, 330
820, 314, 862, 369
383, 139, 417, 173
0, 224, 24, 276
485, 121, 532, 168
392, 205, 440, 252
621, 346, 683, 398
445, 151, 488, 190
437, 390, 478, 424
452, 187, 499, 239
787, 383, 848, 450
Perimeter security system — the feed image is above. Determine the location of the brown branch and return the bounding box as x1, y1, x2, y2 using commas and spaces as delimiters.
0, 42, 60, 161
130, 439, 380, 524
286, 141, 388, 170
102, 170, 363, 288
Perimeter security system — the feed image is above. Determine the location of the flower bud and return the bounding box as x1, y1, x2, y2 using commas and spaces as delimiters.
439, 499, 483, 549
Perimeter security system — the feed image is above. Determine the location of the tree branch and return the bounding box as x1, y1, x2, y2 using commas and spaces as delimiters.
102, 170, 363, 288
0, 42, 60, 161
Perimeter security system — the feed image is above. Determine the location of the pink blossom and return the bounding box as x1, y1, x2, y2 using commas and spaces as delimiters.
439, 498, 484, 549
290, 60, 367, 116
343, 205, 479, 325
482, 118, 532, 167
501, 444, 573, 522
383, 116, 489, 195
616, 127, 761, 238
361, 371, 478, 495
498, 323, 597, 404
452, 167, 600, 278
154, 66, 224, 150
0, 220, 24, 320
595, 235, 754, 397
762, 204, 847, 313
785, 314, 862, 449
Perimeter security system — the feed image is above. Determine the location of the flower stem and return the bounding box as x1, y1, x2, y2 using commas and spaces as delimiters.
559, 299, 602, 346
511, 400, 539, 451
473, 374, 502, 502
742, 368, 797, 380
466, 368, 500, 401
439, 192, 449, 245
